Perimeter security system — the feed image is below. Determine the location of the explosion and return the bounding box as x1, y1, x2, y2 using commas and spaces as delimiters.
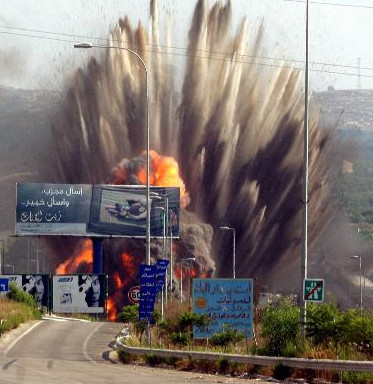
50, 0, 335, 318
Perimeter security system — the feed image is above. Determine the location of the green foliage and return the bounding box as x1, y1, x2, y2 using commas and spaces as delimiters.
306, 302, 344, 346
341, 371, 373, 384
176, 312, 211, 332
7, 283, 37, 307
170, 332, 190, 347
341, 310, 373, 353
307, 303, 373, 355
260, 298, 300, 356
6, 282, 41, 318
210, 326, 244, 352
116, 305, 139, 323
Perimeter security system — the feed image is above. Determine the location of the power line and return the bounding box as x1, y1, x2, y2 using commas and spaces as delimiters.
282, 0, 373, 10
1, 28, 372, 79
1, 25, 372, 73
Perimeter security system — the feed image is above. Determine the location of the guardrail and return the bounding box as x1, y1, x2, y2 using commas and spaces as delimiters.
115, 336, 373, 373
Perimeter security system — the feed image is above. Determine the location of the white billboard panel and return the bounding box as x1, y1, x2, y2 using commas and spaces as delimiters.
52, 274, 105, 314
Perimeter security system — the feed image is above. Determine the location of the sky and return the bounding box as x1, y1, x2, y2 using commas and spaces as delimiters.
0, 0, 372, 92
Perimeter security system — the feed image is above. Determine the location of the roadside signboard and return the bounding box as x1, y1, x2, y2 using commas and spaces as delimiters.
304, 278, 324, 302
0, 274, 49, 308
52, 274, 106, 313
16, 183, 180, 238
0, 278, 9, 293
139, 265, 157, 321
155, 259, 169, 293
192, 278, 253, 339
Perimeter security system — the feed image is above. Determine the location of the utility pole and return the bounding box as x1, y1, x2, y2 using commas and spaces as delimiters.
300, 0, 310, 342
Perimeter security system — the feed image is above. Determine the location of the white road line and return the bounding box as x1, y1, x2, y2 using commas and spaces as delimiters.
4, 321, 42, 355
82, 322, 104, 364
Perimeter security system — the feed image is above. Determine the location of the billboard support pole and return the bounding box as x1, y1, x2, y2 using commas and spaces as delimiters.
92, 238, 104, 274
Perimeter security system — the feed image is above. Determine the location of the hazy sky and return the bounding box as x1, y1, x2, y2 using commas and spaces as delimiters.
1, 0, 372, 92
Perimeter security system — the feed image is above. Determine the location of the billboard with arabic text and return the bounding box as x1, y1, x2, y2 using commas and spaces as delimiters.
192, 278, 253, 339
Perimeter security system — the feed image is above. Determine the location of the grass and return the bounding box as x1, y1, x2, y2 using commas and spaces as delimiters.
0, 297, 42, 336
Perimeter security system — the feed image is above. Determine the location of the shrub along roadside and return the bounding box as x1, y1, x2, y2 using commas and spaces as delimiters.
0, 283, 42, 336
117, 298, 373, 383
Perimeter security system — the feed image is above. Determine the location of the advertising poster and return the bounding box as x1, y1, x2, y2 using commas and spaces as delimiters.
16, 183, 92, 235
192, 278, 253, 339
0, 274, 50, 309
52, 274, 106, 314
16, 183, 180, 238
88, 185, 180, 237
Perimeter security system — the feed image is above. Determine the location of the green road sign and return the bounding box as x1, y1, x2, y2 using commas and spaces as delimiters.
303, 278, 324, 302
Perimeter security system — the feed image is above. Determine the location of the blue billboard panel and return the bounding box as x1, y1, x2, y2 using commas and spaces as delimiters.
0, 278, 9, 293
139, 265, 157, 321
155, 259, 169, 293
15, 183, 180, 238
16, 183, 92, 235
192, 278, 253, 339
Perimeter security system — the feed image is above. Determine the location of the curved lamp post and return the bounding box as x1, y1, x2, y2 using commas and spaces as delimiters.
74, 42, 151, 267
219, 226, 236, 279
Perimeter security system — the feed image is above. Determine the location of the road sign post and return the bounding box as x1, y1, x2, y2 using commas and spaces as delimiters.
303, 278, 324, 302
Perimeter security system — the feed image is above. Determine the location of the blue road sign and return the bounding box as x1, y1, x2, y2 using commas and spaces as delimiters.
0, 278, 9, 292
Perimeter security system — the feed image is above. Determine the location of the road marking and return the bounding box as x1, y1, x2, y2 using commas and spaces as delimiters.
4, 321, 42, 355
82, 322, 104, 364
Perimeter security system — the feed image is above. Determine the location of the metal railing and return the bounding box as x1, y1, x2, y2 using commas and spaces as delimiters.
115, 335, 373, 373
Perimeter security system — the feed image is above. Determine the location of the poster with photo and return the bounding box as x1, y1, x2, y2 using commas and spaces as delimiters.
52, 274, 105, 314
0, 274, 49, 309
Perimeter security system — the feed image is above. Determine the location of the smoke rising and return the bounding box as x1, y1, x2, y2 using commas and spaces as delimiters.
46, 0, 336, 307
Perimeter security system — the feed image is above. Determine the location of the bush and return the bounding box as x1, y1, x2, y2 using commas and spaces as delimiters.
210, 327, 244, 352
143, 354, 166, 366
260, 298, 300, 356
117, 305, 139, 323
7, 283, 38, 308
306, 303, 343, 346
170, 332, 190, 347
273, 363, 293, 381
117, 350, 137, 364
6, 283, 41, 318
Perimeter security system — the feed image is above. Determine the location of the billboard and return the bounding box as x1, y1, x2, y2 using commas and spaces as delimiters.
52, 274, 106, 314
16, 183, 180, 238
88, 185, 180, 237
192, 278, 253, 339
0, 274, 50, 309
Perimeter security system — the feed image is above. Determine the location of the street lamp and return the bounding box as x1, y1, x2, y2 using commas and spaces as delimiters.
300, 0, 310, 342
219, 226, 236, 279
180, 257, 195, 303
351, 255, 363, 315
74, 42, 151, 267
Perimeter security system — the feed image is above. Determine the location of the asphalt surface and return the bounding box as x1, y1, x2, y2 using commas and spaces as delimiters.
0, 316, 271, 384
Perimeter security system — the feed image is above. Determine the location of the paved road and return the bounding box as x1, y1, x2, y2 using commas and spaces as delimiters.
0, 316, 268, 384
